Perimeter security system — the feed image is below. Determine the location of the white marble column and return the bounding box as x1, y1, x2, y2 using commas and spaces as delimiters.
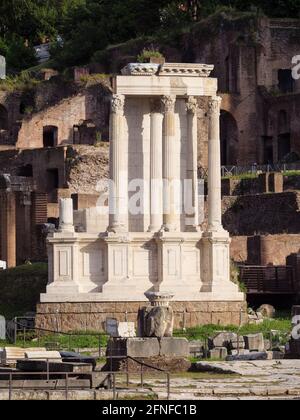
58, 198, 74, 233
108, 94, 127, 233
148, 99, 163, 232
207, 96, 223, 232
161, 95, 180, 232
185, 96, 199, 232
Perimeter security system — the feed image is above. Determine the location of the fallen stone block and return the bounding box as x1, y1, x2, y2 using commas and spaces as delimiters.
25, 351, 62, 361
189, 341, 205, 357
209, 347, 228, 360
209, 332, 244, 351
266, 351, 285, 360
160, 338, 189, 358
16, 360, 93, 373
229, 337, 245, 350
257, 304, 276, 319
107, 338, 160, 358
244, 333, 265, 352
226, 352, 269, 361
2, 347, 46, 365
107, 337, 189, 359
230, 350, 250, 356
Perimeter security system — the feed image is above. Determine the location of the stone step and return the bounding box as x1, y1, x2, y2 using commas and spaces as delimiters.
25, 351, 62, 361
16, 360, 93, 373
0, 379, 91, 389
2, 347, 47, 364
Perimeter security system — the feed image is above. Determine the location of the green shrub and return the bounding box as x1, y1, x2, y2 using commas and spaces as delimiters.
137, 47, 164, 63
0, 263, 48, 318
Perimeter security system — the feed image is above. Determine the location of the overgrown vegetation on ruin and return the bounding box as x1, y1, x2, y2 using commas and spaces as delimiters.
0, 263, 48, 318
174, 316, 291, 341
1, 1, 300, 73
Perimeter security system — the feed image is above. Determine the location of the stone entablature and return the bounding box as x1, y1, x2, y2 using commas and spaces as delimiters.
41, 62, 244, 309
121, 63, 214, 78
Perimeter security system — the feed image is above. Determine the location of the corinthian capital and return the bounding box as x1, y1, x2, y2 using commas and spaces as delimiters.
111, 94, 125, 114
186, 96, 198, 114
161, 95, 176, 113
207, 96, 222, 117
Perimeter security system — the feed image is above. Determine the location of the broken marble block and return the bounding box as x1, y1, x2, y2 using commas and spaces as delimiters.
230, 349, 250, 356
209, 332, 245, 351
138, 306, 174, 338
209, 347, 228, 360
257, 304, 276, 319
106, 337, 189, 359
226, 352, 269, 361
244, 333, 265, 352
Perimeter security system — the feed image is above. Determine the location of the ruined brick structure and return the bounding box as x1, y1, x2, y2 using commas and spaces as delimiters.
188, 16, 300, 166
0, 75, 111, 149
0, 145, 109, 267
0, 74, 110, 267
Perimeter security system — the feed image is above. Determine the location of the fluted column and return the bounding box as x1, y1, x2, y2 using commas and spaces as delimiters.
148, 99, 163, 232
161, 95, 180, 232
108, 94, 127, 233
207, 96, 223, 232
185, 96, 199, 232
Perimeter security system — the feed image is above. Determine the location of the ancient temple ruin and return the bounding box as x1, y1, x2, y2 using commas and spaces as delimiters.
37, 63, 245, 331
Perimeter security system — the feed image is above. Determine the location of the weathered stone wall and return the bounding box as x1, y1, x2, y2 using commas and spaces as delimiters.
0, 77, 111, 149
223, 192, 300, 236
35, 301, 247, 332
231, 234, 300, 266
17, 82, 111, 149
97, 14, 300, 168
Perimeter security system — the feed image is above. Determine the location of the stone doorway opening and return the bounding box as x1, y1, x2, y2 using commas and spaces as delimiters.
278, 69, 294, 94
0, 104, 8, 130
43, 126, 58, 148
46, 169, 59, 202
278, 133, 291, 161
220, 110, 239, 165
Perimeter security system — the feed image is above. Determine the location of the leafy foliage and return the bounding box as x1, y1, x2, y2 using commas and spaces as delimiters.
1, 0, 300, 72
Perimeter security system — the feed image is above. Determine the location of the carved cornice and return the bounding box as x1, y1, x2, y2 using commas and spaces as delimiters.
111, 94, 125, 114
207, 96, 222, 117
161, 95, 176, 113
120, 63, 214, 78
121, 63, 159, 76
159, 63, 214, 78
186, 96, 198, 114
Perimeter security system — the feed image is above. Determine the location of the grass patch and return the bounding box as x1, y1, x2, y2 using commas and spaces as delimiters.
0, 331, 109, 350
174, 317, 291, 341
283, 170, 300, 177
222, 173, 258, 180
171, 372, 240, 380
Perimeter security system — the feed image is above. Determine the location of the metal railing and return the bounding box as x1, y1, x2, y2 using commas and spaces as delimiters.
6, 319, 108, 357
221, 163, 300, 178
199, 163, 300, 180
109, 355, 170, 400
0, 355, 171, 400
240, 265, 296, 294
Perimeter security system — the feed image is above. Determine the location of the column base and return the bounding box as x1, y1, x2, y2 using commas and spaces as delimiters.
201, 229, 245, 301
